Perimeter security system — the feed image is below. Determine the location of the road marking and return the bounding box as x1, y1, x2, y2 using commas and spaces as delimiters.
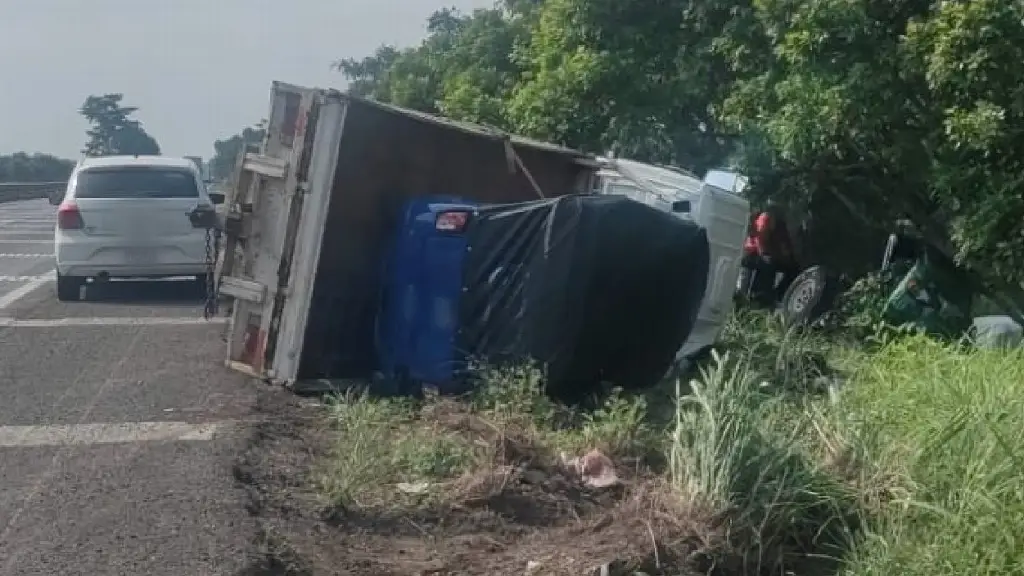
0, 421, 232, 448
0, 233, 53, 240
0, 327, 146, 556
0, 274, 52, 310
0, 275, 54, 282
0, 239, 53, 244
0, 253, 51, 258
0, 316, 228, 327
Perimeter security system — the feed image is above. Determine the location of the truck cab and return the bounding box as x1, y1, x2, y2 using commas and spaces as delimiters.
593, 157, 750, 363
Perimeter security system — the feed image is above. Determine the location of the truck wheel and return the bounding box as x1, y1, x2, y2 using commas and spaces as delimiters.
780, 266, 839, 327
56, 273, 84, 302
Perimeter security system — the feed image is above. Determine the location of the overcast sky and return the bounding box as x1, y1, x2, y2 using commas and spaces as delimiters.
0, 0, 493, 159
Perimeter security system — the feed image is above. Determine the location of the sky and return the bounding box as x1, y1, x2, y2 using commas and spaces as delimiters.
0, 0, 494, 160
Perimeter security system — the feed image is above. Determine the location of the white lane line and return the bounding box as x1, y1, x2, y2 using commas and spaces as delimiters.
0, 275, 53, 282
0, 274, 52, 310
0, 253, 51, 258
0, 327, 147, 557
0, 316, 228, 327
0, 239, 53, 244
0, 421, 233, 448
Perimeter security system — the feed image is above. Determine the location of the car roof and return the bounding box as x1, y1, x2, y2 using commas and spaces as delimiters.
76, 156, 197, 171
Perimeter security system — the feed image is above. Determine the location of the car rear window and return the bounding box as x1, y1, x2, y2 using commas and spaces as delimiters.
75, 167, 199, 199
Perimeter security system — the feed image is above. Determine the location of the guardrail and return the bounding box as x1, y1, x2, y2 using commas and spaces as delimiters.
0, 181, 66, 204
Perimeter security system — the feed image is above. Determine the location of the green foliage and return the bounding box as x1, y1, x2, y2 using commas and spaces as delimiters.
506, 0, 741, 172
723, 0, 1024, 287
208, 123, 266, 183
333, 6, 534, 127
79, 94, 160, 157
818, 273, 893, 339
0, 153, 74, 182
839, 338, 1024, 575
707, 312, 1024, 574
671, 351, 859, 571
318, 392, 478, 509
331, 0, 1024, 291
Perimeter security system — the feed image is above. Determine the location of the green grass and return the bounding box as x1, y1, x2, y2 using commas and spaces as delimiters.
315, 308, 1024, 575
706, 311, 1024, 575
838, 338, 1024, 575
318, 365, 654, 512
317, 393, 482, 509
669, 351, 860, 573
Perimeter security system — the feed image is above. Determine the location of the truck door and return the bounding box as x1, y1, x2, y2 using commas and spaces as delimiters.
217, 82, 325, 380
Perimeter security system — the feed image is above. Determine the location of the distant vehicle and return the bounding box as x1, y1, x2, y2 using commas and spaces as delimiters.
51, 155, 225, 301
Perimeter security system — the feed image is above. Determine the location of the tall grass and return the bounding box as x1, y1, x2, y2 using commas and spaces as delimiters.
696, 311, 1024, 574
839, 338, 1024, 575
316, 306, 1024, 575
670, 350, 860, 573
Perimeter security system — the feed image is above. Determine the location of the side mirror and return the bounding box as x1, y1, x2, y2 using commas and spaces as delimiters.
671, 200, 691, 213
48, 190, 63, 206
208, 192, 226, 205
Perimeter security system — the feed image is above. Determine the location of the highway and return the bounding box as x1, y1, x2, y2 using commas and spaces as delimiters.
0, 199, 256, 575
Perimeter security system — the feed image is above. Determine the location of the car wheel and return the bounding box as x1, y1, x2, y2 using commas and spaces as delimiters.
780, 266, 839, 327
56, 273, 84, 302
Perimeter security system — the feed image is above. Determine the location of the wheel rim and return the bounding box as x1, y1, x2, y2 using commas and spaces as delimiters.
789, 281, 817, 313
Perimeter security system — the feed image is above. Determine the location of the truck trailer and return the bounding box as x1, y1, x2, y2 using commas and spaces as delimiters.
215, 82, 596, 390
213, 81, 747, 393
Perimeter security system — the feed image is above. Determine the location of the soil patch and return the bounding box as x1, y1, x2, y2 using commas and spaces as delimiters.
232, 386, 718, 576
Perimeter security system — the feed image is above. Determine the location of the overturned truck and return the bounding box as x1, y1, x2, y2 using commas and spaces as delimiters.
214, 82, 709, 396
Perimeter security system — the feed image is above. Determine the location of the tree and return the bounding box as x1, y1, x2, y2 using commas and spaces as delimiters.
333, 0, 1024, 292
334, 1, 737, 173
718, 0, 1024, 288
505, 0, 743, 172
80, 94, 161, 157
0, 152, 74, 182
334, 6, 537, 128
208, 123, 267, 183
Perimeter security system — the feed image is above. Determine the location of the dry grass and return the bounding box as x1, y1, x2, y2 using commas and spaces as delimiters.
314, 365, 705, 575
306, 308, 1024, 575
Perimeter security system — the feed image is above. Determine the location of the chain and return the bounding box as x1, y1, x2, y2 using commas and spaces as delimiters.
203, 226, 219, 320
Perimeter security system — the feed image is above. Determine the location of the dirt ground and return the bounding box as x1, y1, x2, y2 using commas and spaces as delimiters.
232, 386, 721, 576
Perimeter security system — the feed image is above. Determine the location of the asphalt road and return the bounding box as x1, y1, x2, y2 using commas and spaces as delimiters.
0, 199, 257, 575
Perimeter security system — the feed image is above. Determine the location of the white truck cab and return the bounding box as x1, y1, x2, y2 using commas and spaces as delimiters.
593, 157, 750, 363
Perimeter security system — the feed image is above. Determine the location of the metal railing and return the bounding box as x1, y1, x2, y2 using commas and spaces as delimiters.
0, 181, 66, 204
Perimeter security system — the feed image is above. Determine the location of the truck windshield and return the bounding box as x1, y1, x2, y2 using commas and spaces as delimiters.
75, 167, 200, 199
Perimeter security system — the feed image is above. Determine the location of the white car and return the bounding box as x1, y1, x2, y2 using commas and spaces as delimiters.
52, 155, 224, 301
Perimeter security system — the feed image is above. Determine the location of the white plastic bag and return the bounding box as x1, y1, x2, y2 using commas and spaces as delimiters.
971, 316, 1024, 349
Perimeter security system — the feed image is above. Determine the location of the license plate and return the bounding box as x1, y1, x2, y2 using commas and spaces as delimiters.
125, 248, 156, 265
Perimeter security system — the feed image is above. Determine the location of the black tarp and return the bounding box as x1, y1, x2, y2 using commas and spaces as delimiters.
458, 194, 710, 401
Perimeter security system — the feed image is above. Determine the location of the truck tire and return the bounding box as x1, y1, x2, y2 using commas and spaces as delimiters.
56, 273, 84, 302
780, 266, 839, 327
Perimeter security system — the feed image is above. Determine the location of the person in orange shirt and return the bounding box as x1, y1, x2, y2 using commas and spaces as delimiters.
740, 205, 800, 303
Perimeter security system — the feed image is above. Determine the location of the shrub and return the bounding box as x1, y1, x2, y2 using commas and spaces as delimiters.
670, 351, 861, 573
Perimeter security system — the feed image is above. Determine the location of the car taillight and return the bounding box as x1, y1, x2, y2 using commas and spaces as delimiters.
435, 211, 470, 232
57, 202, 84, 230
